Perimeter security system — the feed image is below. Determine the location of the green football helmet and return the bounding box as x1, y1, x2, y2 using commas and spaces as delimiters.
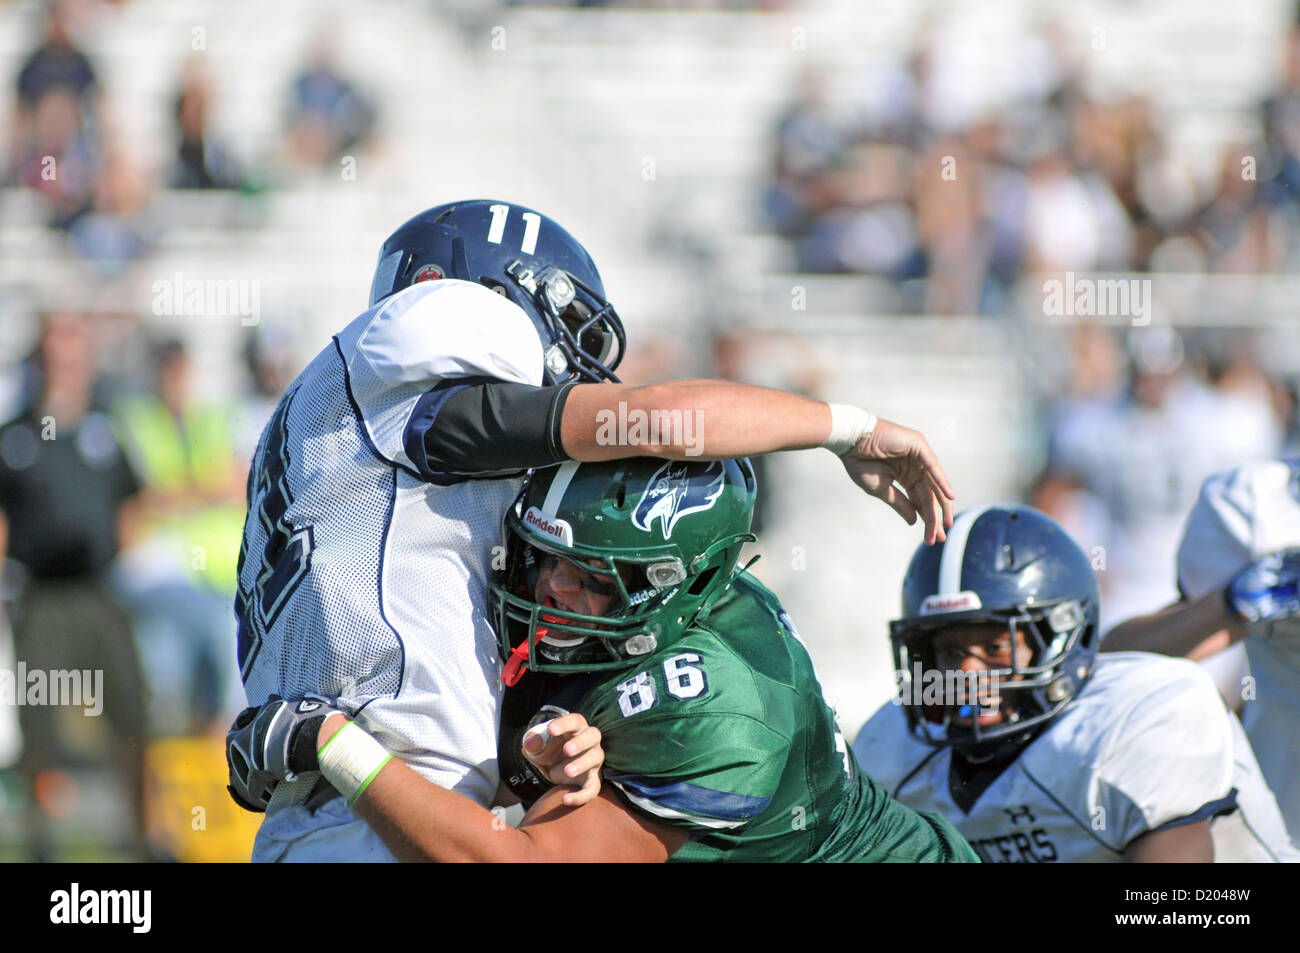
490, 457, 757, 680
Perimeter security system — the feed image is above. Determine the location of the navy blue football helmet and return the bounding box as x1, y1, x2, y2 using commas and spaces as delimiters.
368, 200, 625, 384
889, 504, 1100, 761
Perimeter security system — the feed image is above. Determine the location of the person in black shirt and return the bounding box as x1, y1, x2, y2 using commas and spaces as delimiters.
0, 312, 147, 860
14, 1, 98, 112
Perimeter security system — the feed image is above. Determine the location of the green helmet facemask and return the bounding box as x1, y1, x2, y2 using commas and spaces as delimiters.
490, 457, 757, 682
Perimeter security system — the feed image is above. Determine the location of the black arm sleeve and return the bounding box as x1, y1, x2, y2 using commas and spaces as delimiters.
403, 378, 576, 481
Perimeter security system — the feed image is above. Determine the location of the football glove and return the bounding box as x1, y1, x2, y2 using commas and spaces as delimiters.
1227, 548, 1300, 624
226, 695, 345, 812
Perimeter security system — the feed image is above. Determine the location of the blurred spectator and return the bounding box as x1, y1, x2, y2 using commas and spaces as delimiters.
1045, 327, 1284, 631
1259, 11, 1300, 205
1188, 333, 1285, 470
170, 55, 242, 190
799, 141, 924, 279
0, 312, 147, 860
1070, 97, 1156, 239
1029, 466, 1114, 597
764, 67, 840, 239
111, 339, 246, 736
759, 17, 1300, 314
233, 325, 298, 461
14, 0, 98, 115
69, 134, 152, 272
9, 1, 102, 228
1035, 327, 1125, 608
1022, 148, 1132, 273
1193, 143, 1284, 273
285, 32, 377, 170
869, 46, 931, 145
11, 86, 100, 228
1049, 332, 1197, 628
915, 136, 989, 314
969, 117, 1029, 299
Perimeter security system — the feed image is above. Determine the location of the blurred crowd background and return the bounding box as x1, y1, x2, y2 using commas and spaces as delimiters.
0, 0, 1296, 859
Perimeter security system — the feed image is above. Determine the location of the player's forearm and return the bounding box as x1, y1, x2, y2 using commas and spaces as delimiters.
560, 380, 832, 461
316, 716, 612, 862
353, 758, 537, 862
314, 715, 545, 861
356, 759, 675, 862
1101, 589, 1243, 658
1123, 821, 1214, 862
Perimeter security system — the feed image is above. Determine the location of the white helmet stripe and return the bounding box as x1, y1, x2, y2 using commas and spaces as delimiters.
541, 460, 582, 517
938, 506, 993, 596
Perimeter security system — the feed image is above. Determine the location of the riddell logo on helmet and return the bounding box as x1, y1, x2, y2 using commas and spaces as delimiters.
524, 507, 573, 546
921, 592, 983, 614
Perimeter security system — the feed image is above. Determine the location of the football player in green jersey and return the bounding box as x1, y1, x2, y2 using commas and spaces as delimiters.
227, 458, 977, 862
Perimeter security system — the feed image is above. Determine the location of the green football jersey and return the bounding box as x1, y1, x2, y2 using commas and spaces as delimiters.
573, 572, 978, 862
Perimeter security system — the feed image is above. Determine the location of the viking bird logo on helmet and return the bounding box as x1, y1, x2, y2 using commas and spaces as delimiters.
632, 461, 726, 540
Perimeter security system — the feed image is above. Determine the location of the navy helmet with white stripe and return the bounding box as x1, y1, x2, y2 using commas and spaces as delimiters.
890, 504, 1100, 760
368, 200, 625, 384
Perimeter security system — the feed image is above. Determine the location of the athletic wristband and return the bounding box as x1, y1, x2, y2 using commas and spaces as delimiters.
823, 404, 878, 456
317, 720, 393, 805
1224, 580, 1245, 623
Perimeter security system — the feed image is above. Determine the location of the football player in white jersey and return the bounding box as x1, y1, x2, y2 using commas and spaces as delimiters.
236, 199, 957, 861
1104, 458, 1300, 846
852, 504, 1297, 862
227, 458, 978, 863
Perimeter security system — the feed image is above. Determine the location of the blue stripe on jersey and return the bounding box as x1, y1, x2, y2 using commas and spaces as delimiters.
1145, 788, 1240, 837
376, 466, 406, 699
606, 771, 772, 821
331, 336, 424, 480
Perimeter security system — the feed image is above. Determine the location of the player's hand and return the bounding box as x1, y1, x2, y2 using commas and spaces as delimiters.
838, 417, 955, 544
226, 695, 345, 812
522, 712, 604, 807
1228, 548, 1300, 624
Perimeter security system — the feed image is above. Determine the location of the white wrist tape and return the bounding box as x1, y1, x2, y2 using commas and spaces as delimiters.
317, 721, 393, 805
823, 404, 878, 456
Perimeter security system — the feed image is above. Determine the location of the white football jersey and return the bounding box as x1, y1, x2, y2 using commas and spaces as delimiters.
853, 653, 1298, 862
1177, 457, 1300, 845
1240, 625, 1300, 848
236, 279, 545, 861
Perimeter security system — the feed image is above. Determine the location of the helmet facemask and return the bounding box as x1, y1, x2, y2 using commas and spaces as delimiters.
489, 459, 757, 684
492, 529, 692, 680
504, 261, 625, 384
890, 598, 1095, 762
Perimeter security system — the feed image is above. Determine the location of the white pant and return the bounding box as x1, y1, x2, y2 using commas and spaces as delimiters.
253, 784, 397, 863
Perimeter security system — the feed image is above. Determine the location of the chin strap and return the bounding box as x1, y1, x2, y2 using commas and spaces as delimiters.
502, 625, 550, 687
